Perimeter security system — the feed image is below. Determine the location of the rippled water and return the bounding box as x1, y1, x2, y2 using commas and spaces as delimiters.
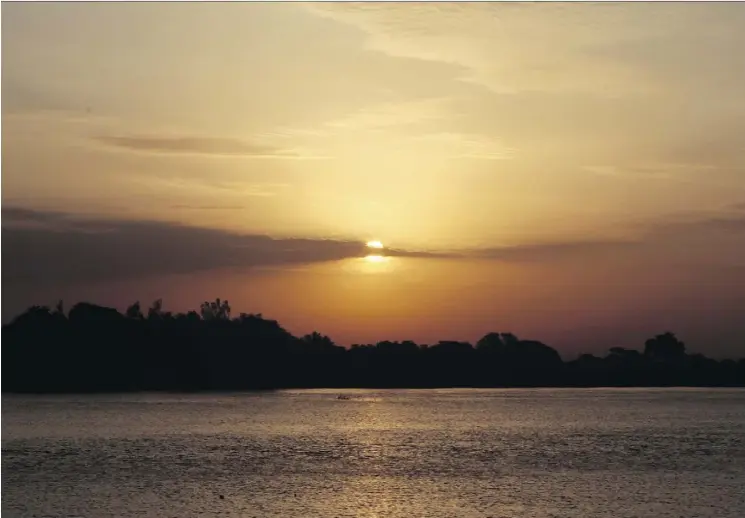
3, 389, 745, 518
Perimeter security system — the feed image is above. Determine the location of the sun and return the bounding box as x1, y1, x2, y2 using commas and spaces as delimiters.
366, 240, 384, 249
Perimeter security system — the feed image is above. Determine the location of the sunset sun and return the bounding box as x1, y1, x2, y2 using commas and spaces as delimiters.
366, 240, 384, 249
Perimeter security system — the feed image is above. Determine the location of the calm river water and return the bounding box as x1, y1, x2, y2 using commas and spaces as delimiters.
2, 388, 745, 518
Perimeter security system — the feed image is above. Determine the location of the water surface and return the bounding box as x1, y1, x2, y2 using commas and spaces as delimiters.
3, 388, 745, 517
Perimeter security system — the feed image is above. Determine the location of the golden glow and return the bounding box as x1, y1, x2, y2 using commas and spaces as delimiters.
340, 255, 395, 274
5, 4, 743, 252
4, 2, 744, 356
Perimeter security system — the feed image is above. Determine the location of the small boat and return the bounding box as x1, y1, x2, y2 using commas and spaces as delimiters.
336, 394, 351, 400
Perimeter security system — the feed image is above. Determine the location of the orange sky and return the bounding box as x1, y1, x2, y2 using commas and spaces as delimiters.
2, 3, 745, 357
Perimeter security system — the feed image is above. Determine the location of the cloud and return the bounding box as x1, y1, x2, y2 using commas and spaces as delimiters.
5, 205, 744, 290
94, 134, 327, 159
265, 97, 457, 143
412, 132, 514, 160
266, 100, 514, 160
1, 81, 122, 128
1, 81, 81, 115
1, 207, 371, 286
654, 212, 745, 236
323, 97, 454, 131
441, 205, 745, 266
307, 2, 745, 98
168, 204, 247, 211
582, 163, 719, 183
466, 240, 642, 263
126, 176, 291, 199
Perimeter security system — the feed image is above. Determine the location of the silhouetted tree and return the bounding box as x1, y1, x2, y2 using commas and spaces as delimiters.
476, 332, 504, 352
2, 299, 743, 392
608, 347, 642, 361
200, 298, 231, 320
126, 301, 144, 320
302, 331, 340, 352
148, 299, 164, 320
644, 332, 686, 362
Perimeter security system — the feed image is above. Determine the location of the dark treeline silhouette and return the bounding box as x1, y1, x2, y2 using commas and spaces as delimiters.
2, 299, 744, 392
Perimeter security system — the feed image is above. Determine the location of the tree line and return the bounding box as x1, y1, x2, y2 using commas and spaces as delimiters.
2, 298, 743, 392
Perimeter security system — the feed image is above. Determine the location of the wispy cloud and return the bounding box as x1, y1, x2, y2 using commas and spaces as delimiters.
125, 176, 291, 200
466, 240, 641, 263
264, 98, 456, 144
264, 99, 515, 160
307, 2, 745, 98
169, 204, 247, 211
94, 134, 328, 159
582, 162, 719, 182
324, 97, 454, 131
1, 81, 84, 116
413, 132, 514, 160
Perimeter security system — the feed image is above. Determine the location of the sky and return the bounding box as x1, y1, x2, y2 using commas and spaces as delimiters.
2, 2, 745, 357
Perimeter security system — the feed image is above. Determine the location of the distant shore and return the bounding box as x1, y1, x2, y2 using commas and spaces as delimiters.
3, 299, 744, 393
